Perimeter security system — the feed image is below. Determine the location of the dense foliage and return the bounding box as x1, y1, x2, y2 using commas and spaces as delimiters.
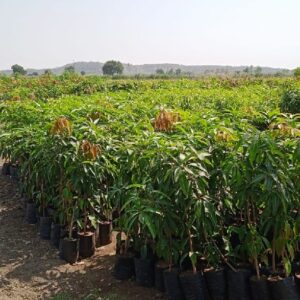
0, 75, 299, 280
102, 60, 124, 75
280, 88, 300, 114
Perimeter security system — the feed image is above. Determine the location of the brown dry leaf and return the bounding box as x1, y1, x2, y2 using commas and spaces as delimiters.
50, 117, 72, 136
81, 140, 101, 160
153, 109, 180, 132
269, 122, 300, 136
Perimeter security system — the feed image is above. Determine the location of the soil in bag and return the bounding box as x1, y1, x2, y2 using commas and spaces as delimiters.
113, 254, 135, 280
179, 271, 205, 300
155, 261, 169, 292
227, 268, 252, 300
204, 268, 226, 300
268, 275, 300, 300
50, 223, 61, 248
250, 275, 271, 300
78, 232, 95, 258
134, 257, 155, 287
39, 216, 52, 239
295, 273, 300, 293
97, 221, 112, 246
163, 268, 184, 300
1, 162, 10, 176
25, 203, 37, 224
61, 238, 79, 264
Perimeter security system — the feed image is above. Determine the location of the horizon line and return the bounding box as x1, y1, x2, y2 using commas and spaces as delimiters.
0, 61, 293, 71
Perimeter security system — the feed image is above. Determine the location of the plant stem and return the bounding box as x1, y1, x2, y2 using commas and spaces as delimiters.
124, 234, 128, 255
84, 204, 87, 235
254, 255, 260, 280
246, 200, 251, 224
69, 207, 75, 240
272, 239, 276, 273
251, 197, 257, 224
41, 182, 45, 217
211, 238, 237, 272
168, 236, 173, 271
188, 228, 197, 274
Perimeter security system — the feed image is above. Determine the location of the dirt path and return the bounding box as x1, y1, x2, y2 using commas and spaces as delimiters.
0, 162, 164, 300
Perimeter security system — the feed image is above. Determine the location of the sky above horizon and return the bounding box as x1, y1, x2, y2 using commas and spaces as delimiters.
0, 0, 299, 70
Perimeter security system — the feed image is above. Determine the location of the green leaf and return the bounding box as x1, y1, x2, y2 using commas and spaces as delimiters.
189, 252, 197, 267
283, 257, 292, 276
179, 174, 190, 197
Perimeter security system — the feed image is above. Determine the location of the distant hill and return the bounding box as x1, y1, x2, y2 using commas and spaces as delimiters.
0, 61, 292, 76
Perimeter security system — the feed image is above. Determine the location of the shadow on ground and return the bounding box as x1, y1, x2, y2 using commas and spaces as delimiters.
0, 165, 164, 300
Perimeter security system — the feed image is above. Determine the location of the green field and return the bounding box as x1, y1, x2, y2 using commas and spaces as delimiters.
0, 74, 300, 298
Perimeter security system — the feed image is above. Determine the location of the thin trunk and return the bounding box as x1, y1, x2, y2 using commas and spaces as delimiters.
211, 238, 237, 272
124, 234, 128, 255
251, 197, 257, 224
188, 229, 197, 274
272, 239, 276, 273
168, 257, 173, 272
59, 167, 65, 224
168, 236, 173, 271
41, 182, 45, 217
254, 255, 260, 280
284, 254, 288, 278
69, 208, 75, 239
246, 200, 251, 224
84, 205, 87, 235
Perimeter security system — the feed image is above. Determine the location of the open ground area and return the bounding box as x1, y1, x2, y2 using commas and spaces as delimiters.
0, 161, 164, 300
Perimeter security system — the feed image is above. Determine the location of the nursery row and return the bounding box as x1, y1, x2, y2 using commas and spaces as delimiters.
2, 163, 112, 259
0, 77, 299, 300
1, 74, 300, 112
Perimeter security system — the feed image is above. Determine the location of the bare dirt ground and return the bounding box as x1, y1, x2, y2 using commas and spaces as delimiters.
0, 161, 164, 300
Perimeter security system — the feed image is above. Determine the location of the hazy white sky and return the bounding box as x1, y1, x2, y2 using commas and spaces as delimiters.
0, 0, 299, 70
